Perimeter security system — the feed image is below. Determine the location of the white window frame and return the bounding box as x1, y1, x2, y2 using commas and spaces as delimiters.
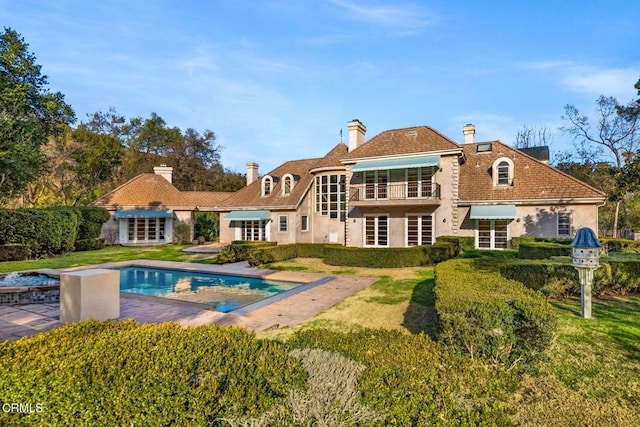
127, 217, 167, 243
405, 167, 435, 198
557, 211, 572, 237
235, 220, 270, 241
278, 215, 288, 233
475, 219, 510, 250
315, 174, 346, 221
364, 214, 389, 247
405, 213, 434, 247
262, 175, 273, 196
282, 173, 294, 195
493, 157, 514, 187
301, 215, 309, 232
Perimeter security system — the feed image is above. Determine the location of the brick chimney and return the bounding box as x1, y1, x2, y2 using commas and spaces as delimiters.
347, 119, 366, 152
463, 124, 475, 144
153, 165, 173, 184
246, 162, 259, 186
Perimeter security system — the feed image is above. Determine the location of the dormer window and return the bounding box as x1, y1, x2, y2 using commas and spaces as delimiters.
282, 173, 295, 196
493, 157, 514, 186
262, 175, 273, 196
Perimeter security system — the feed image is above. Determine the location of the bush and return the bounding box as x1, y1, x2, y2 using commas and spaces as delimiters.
173, 222, 192, 245
0, 320, 306, 426
0, 244, 31, 261
76, 207, 110, 241
216, 241, 278, 264
248, 244, 298, 266
323, 243, 455, 268
194, 212, 219, 242
74, 238, 106, 252
600, 238, 640, 254
518, 241, 571, 259
435, 236, 461, 256
458, 236, 475, 252
512, 236, 573, 249
500, 259, 640, 296
288, 328, 518, 425
435, 258, 557, 367
0, 208, 80, 257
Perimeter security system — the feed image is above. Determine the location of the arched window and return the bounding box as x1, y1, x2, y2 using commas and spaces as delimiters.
282, 174, 294, 195
262, 175, 273, 196
493, 157, 514, 186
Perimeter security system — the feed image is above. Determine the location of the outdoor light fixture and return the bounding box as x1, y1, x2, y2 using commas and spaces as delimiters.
570, 227, 601, 319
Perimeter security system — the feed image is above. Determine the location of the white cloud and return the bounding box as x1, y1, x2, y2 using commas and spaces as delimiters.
329, 0, 433, 34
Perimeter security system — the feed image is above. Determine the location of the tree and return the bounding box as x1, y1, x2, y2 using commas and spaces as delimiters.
561, 95, 639, 237
514, 125, 554, 149
0, 27, 75, 201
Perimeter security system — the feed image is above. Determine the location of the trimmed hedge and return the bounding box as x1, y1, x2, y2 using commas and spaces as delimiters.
500, 259, 640, 296
600, 238, 640, 254
289, 328, 518, 425
0, 208, 80, 257
0, 320, 306, 426
323, 243, 454, 268
518, 241, 571, 259
74, 238, 106, 252
216, 241, 278, 263
76, 207, 110, 241
435, 258, 557, 367
435, 236, 461, 256
511, 236, 573, 249
0, 244, 31, 262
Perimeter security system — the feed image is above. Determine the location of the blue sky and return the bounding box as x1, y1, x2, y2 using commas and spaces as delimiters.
2, 1, 639, 174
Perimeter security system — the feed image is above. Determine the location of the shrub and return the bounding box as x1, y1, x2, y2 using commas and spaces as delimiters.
435, 236, 461, 256
512, 236, 573, 249
458, 236, 475, 252
323, 243, 455, 268
435, 258, 557, 367
74, 238, 106, 252
288, 328, 518, 425
295, 243, 337, 258
0, 244, 31, 261
0, 320, 306, 426
217, 241, 278, 264
499, 259, 640, 296
173, 222, 192, 244
194, 212, 219, 242
76, 207, 110, 241
248, 244, 298, 266
0, 208, 80, 257
600, 238, 640, 254
518, 241, 571, 259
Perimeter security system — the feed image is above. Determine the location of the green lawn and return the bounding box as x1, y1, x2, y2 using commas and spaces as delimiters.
0, 245, 213, 273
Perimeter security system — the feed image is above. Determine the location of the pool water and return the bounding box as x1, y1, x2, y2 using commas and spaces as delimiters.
118, 266, 302, 312
0, 272, 60, 287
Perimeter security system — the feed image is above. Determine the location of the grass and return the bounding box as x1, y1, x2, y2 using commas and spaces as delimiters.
0, 245, 216, 273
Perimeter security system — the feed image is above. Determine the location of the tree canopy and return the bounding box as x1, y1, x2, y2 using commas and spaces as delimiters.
0, 27, 75, 201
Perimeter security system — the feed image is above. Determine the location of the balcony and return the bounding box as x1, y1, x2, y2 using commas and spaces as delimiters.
349, 182, 441, 206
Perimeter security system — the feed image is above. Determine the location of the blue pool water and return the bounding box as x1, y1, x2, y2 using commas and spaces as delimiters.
118, 266, 302, 312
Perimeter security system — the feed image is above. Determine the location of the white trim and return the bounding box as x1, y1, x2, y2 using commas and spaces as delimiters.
363, 213, 389, 247
493, 157, 514, 186
475, 219, 510, 250
281, 173, 295, 195
278, 214, 288, 232
405, 213, 434, 247
301, 215, 309, 232
341, 148, 463, 164
557, 210, 572, 237
261, 175, 273, 196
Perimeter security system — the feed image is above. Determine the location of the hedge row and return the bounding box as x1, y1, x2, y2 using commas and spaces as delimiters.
600, 238, 640, 254
0, 320, 306, 426
323, 243, 455, 268
0, 244, 31, 262
0, 207, 110, 260
216, 241, 278, 263
499, 259, 640, 296
511, 236, 573, 249
518, 241, 572, 259
434, 258, 557, 367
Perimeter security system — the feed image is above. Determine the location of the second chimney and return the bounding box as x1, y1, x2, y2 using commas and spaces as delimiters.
463, 124, 475, 144
347, 119, 366, 152
153, 165, 173, 184
246, 162, 259, 186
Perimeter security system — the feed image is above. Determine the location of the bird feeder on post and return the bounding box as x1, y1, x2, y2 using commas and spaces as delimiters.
570, 227, 601, 319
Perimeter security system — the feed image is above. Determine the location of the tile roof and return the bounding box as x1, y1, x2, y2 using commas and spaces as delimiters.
218, 157, 322, 209
459, 141, 606, 202
342, 126, 461, 160
310, 143, 348, 170
92, 174, 234, 210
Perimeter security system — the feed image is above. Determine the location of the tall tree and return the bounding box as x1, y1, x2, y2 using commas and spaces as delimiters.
561, 95, 639, 237
0, 27, 75, 201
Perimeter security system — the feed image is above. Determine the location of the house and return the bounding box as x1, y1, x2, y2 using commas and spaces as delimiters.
92, 166, 232, 245
218, 120, 605, 249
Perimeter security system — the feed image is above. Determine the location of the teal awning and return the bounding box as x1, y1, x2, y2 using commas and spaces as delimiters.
224, 210, 271, 221
470, 205, 516, 220
114, 209, 173, 219
352, 155, 440, 172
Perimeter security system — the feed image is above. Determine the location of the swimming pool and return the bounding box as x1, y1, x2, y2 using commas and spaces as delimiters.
118, 266, 302, 312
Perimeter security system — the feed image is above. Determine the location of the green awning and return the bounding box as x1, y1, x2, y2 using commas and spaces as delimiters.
352, 155, 440, 173
223, 210, 271, 221
470, 205, 516, 220
113, 209, 173, 219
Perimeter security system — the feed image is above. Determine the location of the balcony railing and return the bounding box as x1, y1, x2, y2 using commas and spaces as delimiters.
349, 182, 441, 202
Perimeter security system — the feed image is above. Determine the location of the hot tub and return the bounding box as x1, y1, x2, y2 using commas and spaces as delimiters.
0, 272, 61, 305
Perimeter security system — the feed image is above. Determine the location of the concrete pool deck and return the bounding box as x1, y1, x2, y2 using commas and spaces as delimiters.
0, 260, 376, 341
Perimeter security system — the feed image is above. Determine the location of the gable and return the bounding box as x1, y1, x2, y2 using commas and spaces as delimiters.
459, 141, 605, 202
